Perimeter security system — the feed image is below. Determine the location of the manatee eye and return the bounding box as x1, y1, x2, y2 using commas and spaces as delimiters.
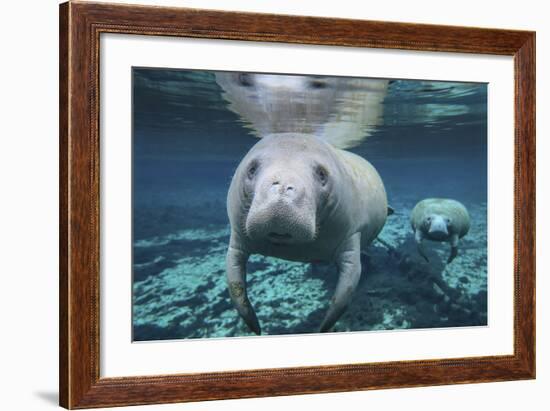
445, 218, 451, 224
247, 161, 258, 179
315, 165, 329, 186
309, 79, 328, 89
237, 73, 254, 87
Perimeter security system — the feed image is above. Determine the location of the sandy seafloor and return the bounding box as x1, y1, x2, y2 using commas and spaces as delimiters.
132, 187, 487, 341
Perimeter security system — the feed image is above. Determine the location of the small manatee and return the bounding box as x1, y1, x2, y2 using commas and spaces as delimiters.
410, 198, 470, 264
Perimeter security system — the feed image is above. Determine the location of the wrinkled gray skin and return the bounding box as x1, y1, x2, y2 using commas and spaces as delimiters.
226, 133, 388, 334
410, 198, 470, 264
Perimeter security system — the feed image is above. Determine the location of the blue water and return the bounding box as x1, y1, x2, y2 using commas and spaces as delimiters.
132, 68, 487, 341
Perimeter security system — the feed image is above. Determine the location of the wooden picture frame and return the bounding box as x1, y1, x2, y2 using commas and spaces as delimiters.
59, 1, 535, 408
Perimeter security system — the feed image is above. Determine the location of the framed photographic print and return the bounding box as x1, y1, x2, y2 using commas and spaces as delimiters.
59, 1, 535, 408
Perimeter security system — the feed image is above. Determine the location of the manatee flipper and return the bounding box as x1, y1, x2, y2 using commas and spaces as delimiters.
415, 229, 429, 262
226, 244, 261, 335
447, 234, 459, 264
320, 233, 361, 332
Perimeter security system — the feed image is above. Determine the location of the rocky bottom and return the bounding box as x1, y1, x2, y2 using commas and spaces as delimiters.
133, 194, 487, 340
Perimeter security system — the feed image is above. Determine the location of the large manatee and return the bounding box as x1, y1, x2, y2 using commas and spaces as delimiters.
217, 72, 389, 334
226, 133, 388, 334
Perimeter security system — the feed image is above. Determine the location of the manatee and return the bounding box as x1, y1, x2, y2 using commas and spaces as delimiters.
410, 198, 470, 264
225, 133, 388, 334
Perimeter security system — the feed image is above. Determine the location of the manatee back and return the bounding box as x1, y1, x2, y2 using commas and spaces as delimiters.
333, 148, 388, 245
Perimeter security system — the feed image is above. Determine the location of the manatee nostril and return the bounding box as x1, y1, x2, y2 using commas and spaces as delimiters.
272, 181, 280, 186
286, 185, 294, 192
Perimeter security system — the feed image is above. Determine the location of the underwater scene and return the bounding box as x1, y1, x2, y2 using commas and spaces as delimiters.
132, 67, 487, 341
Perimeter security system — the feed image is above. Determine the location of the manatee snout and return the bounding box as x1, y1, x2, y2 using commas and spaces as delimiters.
245, 171, 317, 244
427, 215, 450, 240
266, 175, 306, 203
